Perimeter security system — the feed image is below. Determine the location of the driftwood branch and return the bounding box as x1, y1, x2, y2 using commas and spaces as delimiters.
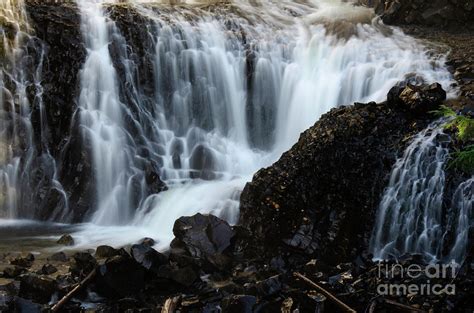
294, 272, 357, 313
51, 267, 97, 313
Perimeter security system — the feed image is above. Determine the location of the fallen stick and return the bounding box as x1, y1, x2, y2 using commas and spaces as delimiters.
51, 267, 97, 313
294, 272, 357, 313
384, 299, 427, 313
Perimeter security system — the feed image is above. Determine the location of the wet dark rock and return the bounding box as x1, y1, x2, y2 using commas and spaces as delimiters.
71, 252, 97, 276
239, 85, 438, 264
170, 213, 235, 272
365, 0, 474, 30
96, 255, 145, 298
24, 3, 90, 222
57, 234, 75, 246
41, 264, 58, 275
95, 245, 120, 259
131, 243, 168, 271
139, 237, 156, 247
189, 145, 218, 180
387, 82, 446, 115
48, 252, 68, 263
19, 274, 57, 303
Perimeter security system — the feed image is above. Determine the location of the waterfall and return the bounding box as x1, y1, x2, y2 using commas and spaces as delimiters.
67, 0, 454, 249
370, 122, 473, 263
0, 0, 460, 250
446, 178, 473, 263
75, 0, 144, 225
0, 0, 69, 220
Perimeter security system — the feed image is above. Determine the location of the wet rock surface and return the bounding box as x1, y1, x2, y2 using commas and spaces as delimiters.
361, 0, 474, 31
170, 213, 235, 272
0, 212, 471, 312
239, 84, 443, 265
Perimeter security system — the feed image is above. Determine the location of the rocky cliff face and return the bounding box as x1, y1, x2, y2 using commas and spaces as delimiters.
239, 83, 447, 264
361, 0, 474, 30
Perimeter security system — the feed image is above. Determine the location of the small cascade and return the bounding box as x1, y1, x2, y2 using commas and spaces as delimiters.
443, 177, 473, 263
0, 0, 68, 220
371, 122, 473, 263
75, 0, 146, 225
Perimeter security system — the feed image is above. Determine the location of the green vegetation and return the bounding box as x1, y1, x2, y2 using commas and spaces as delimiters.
450, 145, 474, 173
432, 105, 474, 173
432, 105, 474, 142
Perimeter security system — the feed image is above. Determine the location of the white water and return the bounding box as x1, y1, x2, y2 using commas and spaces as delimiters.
371, 122, 473, 263
446, 177, 473, 263
1, 0, 460, 252
63, 0, 456, 251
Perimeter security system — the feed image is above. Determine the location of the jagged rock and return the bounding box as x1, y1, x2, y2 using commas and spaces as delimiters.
387, 83, 446, 115
19, 274, 57, 303
130, 243, 168, 271
170, 213, 235, 271
95, 245, 120, 259
57, 234, 75, 246
239, 85, 438, 264
96, 255, 145, 298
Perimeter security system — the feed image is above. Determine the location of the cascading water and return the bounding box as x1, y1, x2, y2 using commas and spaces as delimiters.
0, 0, 68, 221
445, 178, 473, 263
0, 0, 460, 251
370, 122, 473, 263
66, 0, 455, 249
75, 0, 142, 225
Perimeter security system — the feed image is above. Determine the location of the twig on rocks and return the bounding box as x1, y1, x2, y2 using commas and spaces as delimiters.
293, 272, 357, 313
51, 267, 97, 313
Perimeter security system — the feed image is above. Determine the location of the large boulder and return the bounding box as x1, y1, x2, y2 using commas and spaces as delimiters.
19, 274, 57, 303
239, 84, 446, 264
170, 213, 235, 272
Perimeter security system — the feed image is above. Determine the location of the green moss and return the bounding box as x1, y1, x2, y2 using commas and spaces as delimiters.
432, 106, 474, 173
449, 145, 474, 173
432, 105, 474, 142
